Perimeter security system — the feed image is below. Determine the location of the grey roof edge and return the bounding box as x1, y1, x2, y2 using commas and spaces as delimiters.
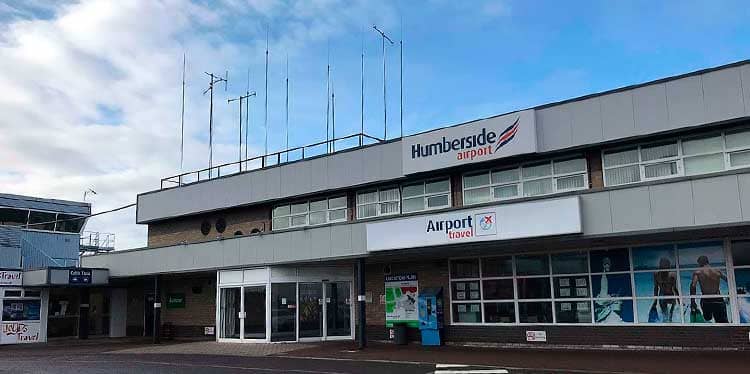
0, 192, 91, 212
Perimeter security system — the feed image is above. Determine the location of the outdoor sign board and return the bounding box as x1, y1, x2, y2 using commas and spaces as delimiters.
0, 271, 22, 286
402, 109, 536, 175
1, 321, 41, 344
366, 196, 581, 252
385, 274, 418, 328
526, 330, 547, 342
167, 293, 186, 309
69, 269, 92, 285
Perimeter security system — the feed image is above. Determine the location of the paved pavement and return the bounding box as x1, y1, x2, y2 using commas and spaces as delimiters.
0, 338, 747, 373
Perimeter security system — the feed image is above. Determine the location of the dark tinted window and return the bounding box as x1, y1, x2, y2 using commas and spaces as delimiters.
55, 214, 85, 233
27, 211, 56, 231
451, 259, 479, 279
0, 208, 27, 227
482, 256, 513, 277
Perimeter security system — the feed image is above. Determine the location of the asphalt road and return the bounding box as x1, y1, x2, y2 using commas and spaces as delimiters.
0, 353, 513, 374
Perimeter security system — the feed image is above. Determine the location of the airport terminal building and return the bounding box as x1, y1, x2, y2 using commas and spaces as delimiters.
83, 60, 750, 349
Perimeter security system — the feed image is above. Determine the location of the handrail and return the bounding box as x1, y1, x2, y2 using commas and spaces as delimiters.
161, 132, 385, 189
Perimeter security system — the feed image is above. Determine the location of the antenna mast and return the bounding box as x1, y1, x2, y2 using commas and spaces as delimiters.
203, 71, 228, 176
285, 55, 289, 161
245, 68, 250, 161
180, 53, 186, 172
360, 28, 364, 146
331, 70, 335, 152
373, 25, 394, 141
326, 43, 331, 153
229, 91, 256, 171
264, 26, 270, 157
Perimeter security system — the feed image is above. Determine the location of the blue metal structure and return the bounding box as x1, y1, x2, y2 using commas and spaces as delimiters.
418, 287, 444, 346
0, 193, 90, 270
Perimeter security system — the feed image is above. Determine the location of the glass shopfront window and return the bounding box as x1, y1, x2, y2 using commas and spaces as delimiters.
450, 241, 748, 325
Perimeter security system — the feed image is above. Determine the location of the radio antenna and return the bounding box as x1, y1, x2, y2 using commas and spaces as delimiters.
331, 69, 336, 152
373, 25, 394, 141
180, 52, 186, 171
245, 68, 250, 161
229, 91, 256, 171
400, 14, 404, 138
263, 25, 270, 156
360, 27, 365, 146
285, 55, 289, 161
203, 71, 228, 176
325, 42, 331, 153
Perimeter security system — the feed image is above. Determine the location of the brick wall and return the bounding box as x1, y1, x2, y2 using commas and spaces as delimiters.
147, 204, 270, 247
160, 275, 216, 338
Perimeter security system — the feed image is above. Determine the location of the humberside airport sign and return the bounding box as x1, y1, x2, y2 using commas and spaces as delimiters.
402, 109, 536, 175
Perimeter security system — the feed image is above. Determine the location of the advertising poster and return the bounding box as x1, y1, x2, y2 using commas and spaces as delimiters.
1, 321, 41, 344
385, 274, 418, 328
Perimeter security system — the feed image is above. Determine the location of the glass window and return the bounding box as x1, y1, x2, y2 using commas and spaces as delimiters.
55, 214, 85, 233
632, 245, 676, 271
636, 298, 681, 324
481, 256, 513, 277
452, 281, 481, 301
27, 211, 56, 231
590, 248, 630, 273
594, 299, 633, 324
518, 302, 553, 323
273, 196, 348, 230
554, 276, 589, 298
290, 202, 308, 214
516, 255, 549, 276
592, 274, 632, 298
451, 259, 479, 279
482, 279, 514, 300
452, 303, 481, 323
401, 178, 451, 213
551, 252, 588, 274
484, 302, 515, 323
733, 240, 750, 266
604, 127, 750, 186
516, 277, 551, 299
357, 187, 399, 219
1, 299, 41, 322
555, 301, 592, 323
463, 158, 587, 206
23, 290, 41, 298
0, 207, 28, 227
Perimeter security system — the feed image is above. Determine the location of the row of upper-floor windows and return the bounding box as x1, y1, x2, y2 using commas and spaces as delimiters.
269, 125, 750, 231
0, 207, 85, 233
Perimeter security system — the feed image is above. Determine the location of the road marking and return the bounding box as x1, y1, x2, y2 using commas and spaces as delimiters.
436, 364, 469, 368
62, 358, 349, 374
434, 370, 508, 374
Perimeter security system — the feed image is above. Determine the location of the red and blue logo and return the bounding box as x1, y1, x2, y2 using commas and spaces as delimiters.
494, 117, 520, 153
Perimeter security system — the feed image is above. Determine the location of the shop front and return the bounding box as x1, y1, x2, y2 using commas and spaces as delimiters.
1, 269, 47, 345
216, 266, 354, 343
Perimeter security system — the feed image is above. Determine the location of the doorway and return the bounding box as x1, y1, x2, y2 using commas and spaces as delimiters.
298, 281, 351, 342
219, 285, 267, 342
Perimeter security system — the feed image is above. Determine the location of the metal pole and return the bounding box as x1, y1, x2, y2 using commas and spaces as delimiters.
180, 53, 186, 171
238, 97, 243, 170
208, 74, 214, 177
331, 75, 335, 152
153, 275, 161, 344
382, 35, 386, 141
357, 257, 367, 349
285, 56, 289, 162
360, 30, 364, 147
326, 61, 330, 153
245, 68, 250, 164
264, 27, 269, 157
400, 39, 403, 138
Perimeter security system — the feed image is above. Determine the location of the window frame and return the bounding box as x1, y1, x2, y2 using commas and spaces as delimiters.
602, 127, 750, 187
271, 196, 348, 231
462, 156, 589, 207
400, 177, 452, 214
355, 186, 401, 219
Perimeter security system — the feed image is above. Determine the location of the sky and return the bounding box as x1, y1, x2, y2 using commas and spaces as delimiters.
1, 0, 749, 250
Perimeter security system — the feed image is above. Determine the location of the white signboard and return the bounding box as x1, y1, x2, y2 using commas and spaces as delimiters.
1, 322, 41, 344
0, 271, 22, 286
526, 330, 547, 342
366, 196, 581, 252
402, 109, 536, 175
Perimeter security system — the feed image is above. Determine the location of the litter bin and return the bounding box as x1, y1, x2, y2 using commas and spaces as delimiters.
392, 323, 407, 345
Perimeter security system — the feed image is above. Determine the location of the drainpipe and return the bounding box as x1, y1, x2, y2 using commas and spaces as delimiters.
357, 258, 366, 349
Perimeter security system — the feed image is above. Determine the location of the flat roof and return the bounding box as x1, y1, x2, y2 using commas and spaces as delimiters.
0, 193, 91, 216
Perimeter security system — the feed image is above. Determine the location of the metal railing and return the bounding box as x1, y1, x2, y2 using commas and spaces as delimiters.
80, 231, 116, 251
161, 132, 384, 189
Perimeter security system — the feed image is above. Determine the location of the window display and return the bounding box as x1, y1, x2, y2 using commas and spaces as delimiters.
449, 241, 748, 325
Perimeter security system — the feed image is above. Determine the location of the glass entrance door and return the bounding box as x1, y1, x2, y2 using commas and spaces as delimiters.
299, 283, 323, 338
243, 286, 266, 340
219, 288, 241, 339
271, 283, 297, 342
325, 282, 351, 338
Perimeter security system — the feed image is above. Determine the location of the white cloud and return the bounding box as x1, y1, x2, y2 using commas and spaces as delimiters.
0, 0, 396, 249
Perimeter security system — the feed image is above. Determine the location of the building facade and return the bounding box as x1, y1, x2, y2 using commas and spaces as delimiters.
84, 60, 750, 349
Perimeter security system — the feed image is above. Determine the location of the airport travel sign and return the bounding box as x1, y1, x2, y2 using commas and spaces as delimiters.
402, 109, 536, 175
366, 196, 581, 252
